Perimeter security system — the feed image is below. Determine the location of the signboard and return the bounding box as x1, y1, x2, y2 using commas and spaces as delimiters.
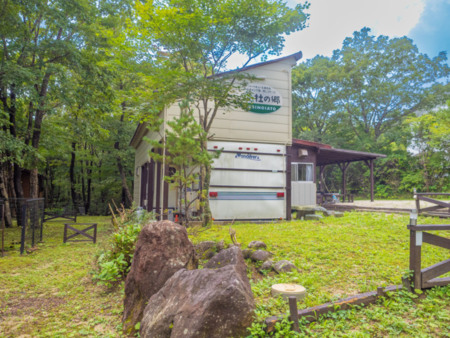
246, 84, 282, 114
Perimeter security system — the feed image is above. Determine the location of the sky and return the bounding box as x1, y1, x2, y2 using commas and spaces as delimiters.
230, 0, 450, 67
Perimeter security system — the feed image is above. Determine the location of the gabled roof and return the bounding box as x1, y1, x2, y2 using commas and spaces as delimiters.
216, 51, 302, 77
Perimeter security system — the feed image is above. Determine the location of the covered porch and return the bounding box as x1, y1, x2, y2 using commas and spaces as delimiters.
290, 139, 386, 208
316, 147, 386, 203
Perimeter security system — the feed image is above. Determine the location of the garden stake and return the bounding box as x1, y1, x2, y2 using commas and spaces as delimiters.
288, 296, 299, 332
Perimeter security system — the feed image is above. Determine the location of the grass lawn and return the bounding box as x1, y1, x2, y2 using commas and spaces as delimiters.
0, 212, 449, 337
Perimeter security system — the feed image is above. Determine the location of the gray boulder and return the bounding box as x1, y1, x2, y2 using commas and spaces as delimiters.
122, 220, 197, 335
140, 266, 255, 337
204, 246, 247, 277
248, 240, 267, 249
250, 250, 271, 262
273, 260, 299, 273
260, 260, 274, 271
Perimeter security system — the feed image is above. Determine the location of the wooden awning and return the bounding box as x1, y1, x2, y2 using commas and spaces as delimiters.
316, 148, 386, 166
292, 139, 386, 165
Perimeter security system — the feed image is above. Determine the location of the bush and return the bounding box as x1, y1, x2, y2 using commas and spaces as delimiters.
93, 207, 155, 286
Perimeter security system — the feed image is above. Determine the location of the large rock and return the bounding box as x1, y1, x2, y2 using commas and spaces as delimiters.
248, 240, 267, 249
204, 246, 247, 277
260, 260, 274, 271
273, 260, 299, 273
122, 220, 197, 334
140, 265, 255, 338
250, 249, 271, 262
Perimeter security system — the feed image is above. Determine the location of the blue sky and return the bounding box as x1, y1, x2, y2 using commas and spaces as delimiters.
229, 0, 450, 67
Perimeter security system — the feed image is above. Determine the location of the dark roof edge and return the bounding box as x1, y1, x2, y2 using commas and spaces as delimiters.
321, 147, 387, 158
129, 122, 148, 148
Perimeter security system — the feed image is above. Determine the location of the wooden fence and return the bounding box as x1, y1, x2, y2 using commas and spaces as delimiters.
408, 212, 450, 289
414, 192, 450, 218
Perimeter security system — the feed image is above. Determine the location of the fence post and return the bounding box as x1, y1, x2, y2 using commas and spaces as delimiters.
413, 189, 420, 214
409, 209, 421, 290
20, 204, 27, 255
288, 297, 299, 333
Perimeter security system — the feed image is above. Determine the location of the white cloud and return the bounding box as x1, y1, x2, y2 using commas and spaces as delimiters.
226, 0, 426, 68
284, 0, 425, 59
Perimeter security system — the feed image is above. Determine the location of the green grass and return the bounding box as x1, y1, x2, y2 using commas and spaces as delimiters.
0, 216, 123, 337
189, 212, 450, 336
1, 212, 449, 337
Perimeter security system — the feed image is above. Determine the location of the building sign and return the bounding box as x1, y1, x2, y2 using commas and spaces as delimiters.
246, 84, 282, 114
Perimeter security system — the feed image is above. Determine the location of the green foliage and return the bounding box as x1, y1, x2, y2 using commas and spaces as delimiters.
93, 208, 155, 286
405, 101, 450, 192
146, 100, 220, 225
292, 28, 449, 197
136, 0, 309, 226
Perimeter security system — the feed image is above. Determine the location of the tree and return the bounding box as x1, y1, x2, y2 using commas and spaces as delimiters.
404, 102, 450, 192
292, 28, 449, 198
293, 28, 449, 153
332, 28, 449, 152
136, 0, 309, 225
146, 101, 217, 226
292, 56, 349, 146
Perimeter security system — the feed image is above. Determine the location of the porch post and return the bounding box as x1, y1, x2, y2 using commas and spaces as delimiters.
338, 162, 349, 196
370, 159, 374, 202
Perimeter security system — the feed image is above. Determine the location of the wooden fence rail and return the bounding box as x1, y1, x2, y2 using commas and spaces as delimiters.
408, 211, 450, 290
414, 191, 450, 218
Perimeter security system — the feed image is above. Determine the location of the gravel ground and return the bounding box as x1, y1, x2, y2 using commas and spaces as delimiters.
338, 199, 434, 209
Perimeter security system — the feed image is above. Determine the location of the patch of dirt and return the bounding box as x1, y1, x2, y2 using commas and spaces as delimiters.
0, 295, 66, 317
340, 199, 434, 209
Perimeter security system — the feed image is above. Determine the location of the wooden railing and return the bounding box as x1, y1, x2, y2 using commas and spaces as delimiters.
414, 192, 450, 218
408, 212, 450, 289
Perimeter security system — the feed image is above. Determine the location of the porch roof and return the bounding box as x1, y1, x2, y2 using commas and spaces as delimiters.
292, 139, 386, 166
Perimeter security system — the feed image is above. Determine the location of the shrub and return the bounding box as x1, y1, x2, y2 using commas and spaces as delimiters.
93, 207, 155, 286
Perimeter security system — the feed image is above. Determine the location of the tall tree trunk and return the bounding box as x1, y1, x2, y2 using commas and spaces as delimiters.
70, 142, 78, 210
29, 72, 52, 199
200, 139, 212, 227
115, 103, 133, 206
0, 164, 13, 227
85, 157, 92, 214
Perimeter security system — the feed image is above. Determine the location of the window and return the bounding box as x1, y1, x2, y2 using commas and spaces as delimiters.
291, 163, 314, 182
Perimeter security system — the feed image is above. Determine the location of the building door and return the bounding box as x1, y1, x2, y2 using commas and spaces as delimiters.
291, 162, 316, 206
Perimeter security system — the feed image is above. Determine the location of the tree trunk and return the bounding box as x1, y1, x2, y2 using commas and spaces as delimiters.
115, 104, 133, 207
200, 139, 212, 227
70, 142, 78, 210
86, 158, 92, 214
0, 164, 13, 227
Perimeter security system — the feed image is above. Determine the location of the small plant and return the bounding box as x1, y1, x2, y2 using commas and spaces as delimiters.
93, 205, 155, 287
